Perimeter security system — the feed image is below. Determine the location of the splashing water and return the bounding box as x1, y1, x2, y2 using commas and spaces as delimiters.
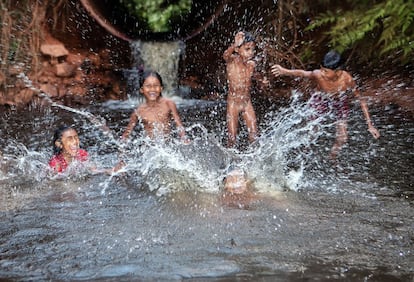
100, 122, 232, 196
97, 91, 339, 197
0, 85, 336, 198
2, 72, 407, 199
223, 91, 334, 193
1, 81, 414, 281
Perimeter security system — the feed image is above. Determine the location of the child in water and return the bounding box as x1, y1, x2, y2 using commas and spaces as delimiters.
121, 70, 188, 142
49, 125, 121, 174
223, 31, 267, 148
49, 126, 89, 173
271, 50, 380, 160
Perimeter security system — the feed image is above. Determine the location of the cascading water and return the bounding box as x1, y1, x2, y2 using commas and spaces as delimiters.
127, 40, 184, 97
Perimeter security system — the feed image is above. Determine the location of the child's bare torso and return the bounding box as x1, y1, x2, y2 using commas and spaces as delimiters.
137, 100, 172, 137
314, 69, 355, 97
226, 57, 256, 103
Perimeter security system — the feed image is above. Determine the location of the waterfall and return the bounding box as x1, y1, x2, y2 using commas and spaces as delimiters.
128, 40, 184, 98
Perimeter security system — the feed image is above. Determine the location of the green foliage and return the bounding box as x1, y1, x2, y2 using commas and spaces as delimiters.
305, 0, 414, 64
118, 0, 192, 33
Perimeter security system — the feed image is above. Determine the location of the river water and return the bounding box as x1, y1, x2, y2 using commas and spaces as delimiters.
0, 92, 413, 281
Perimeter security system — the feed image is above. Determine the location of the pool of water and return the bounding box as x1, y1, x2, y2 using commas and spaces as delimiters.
0, 94, 413, 281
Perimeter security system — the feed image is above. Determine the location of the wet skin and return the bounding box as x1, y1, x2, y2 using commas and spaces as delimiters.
55, 128, 80, 163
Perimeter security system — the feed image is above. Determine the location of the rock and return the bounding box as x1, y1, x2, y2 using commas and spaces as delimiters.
16, 89, 35, 104
40, 43, 69, 65
66, 53, 86, 67
0, 72, 5, 85
40, 84, 59, 97
55, 62, 76, 77
8, 64, 24, 76
67, 85, 87, 97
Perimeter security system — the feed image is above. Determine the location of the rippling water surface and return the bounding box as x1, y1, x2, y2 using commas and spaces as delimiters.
0, 93, 413, 281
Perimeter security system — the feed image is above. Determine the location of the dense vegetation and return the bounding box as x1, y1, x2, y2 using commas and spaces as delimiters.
262, 0, 413, 68
117, 0, 192, 32
306, 0, 414, 65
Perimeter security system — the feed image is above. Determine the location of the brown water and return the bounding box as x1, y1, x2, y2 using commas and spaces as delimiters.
0, 95, 413, 281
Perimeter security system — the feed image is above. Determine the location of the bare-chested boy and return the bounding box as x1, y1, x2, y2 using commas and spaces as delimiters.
122, 70, 188, 142
223, 31, 262, 148
271, 51, 380, 160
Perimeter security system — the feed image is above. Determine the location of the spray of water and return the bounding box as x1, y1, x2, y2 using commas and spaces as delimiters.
6, 72, 339, 198
223, 91, 333, 192
104, 122, 232, 196
98, 91, 336, 196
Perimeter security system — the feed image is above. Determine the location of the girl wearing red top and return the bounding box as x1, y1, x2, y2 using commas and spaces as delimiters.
49, 126, 89, 173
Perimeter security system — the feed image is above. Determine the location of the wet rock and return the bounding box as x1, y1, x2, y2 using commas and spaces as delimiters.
0, 71, 5, 85
40, 83, 59, 97
66, 53, 86, 67
8, 64, 24, 76
16, 88, 36, 104
67, 85, 87, 97
40, 43, 69, 65
55, 62, 77, 77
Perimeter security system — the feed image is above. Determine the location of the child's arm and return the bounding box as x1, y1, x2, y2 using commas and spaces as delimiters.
167, 100, 190, 143
271, 64, 314, 78
121, 109, 139, 140
252, 69, 270, 89
354, 87, 380, 139
93, 161, 125, 175
223, 44, 236, 62
343, 74, 380, 139
89, 162, 125, 175
223, 32, 245, 62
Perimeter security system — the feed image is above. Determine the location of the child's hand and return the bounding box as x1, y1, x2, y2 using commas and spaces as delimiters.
368, 125, 380, 139
261, 76, 270, 87
180, 135, 191, 145
234, 31, 245, 47
113, 160, 126, 172
271, 64, 283, 77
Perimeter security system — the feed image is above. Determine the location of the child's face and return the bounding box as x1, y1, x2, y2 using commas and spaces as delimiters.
140, 76, 163, 101
238, 41, 255, 61
58, 129, 80, 157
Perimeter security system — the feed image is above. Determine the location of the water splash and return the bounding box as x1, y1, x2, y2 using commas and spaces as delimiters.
111, 123, 232, 196
1, 75, 386, 198
225, 91, 333, 192
0, 88, 332, 197
98, 92, 334, 196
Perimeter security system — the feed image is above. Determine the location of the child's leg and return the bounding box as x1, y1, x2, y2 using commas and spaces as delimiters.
330, 120, 348, 160
227, 102, 239, 147
242, 102, 258, 143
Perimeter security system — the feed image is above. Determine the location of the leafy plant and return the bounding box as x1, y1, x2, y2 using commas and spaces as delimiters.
305, 0, 414, 64
118, 0, 192, 33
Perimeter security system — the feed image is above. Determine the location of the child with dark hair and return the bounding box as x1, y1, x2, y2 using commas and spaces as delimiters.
122, 70, 188, 142
271, 50, 380, 160
49, 126, 88, 173
223, 31, 267, 148
49, 125, 122, 174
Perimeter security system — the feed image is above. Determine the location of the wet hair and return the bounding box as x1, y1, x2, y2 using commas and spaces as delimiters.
52, 125, 73, 155
322, 50, 341, 69
139, 70, 164, 88
241, 31, 255, 44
